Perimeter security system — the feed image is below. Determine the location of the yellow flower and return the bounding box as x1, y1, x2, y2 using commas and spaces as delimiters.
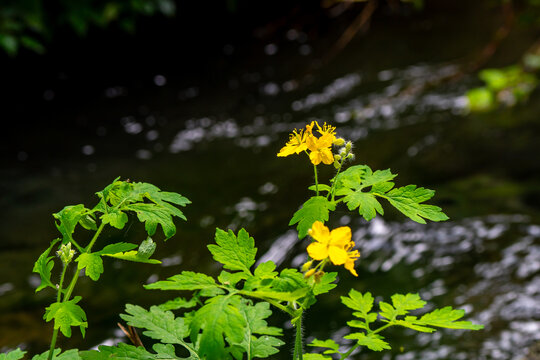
277, 122, 315, 157
307, 133, 335, 165
307, 221, 352, 265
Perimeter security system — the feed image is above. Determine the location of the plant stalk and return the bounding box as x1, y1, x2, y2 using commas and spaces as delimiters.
293, 313, 303, 360
47, 222, 106, 360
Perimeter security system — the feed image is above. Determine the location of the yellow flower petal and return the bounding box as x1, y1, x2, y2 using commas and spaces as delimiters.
307, 242, 329, 260
328, 246, 348, 265
309, 221, 330, 243
330, 227, 352, 247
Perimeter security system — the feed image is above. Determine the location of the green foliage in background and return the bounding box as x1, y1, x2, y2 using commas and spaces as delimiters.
0, 0, 176, 56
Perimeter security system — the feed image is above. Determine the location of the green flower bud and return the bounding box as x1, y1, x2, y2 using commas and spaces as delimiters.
345, 141, 352, 153
57, 243, 75, 265
301, 260, 314, 272
333, 137, 345, 146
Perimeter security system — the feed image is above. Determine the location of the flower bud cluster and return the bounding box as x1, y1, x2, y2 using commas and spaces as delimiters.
334, 141, 355, 168
57, 243, 76, 265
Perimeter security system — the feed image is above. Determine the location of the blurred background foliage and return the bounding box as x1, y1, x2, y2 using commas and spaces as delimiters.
2, 0, 540, 112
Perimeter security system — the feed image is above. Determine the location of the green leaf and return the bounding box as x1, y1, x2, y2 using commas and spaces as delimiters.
137, 237, 157, 259
238, 301, 283, 359
120, 305, 196, 354
243, 288, 309, 302
76, 253, 104, 281
0, 348, 26, 360
208, 228, 257, 274
54, 205, 91, 244
32, 349, 82, 360
80, 343, 163, 360
78, 214, 97, 231
312, 272, 337, 296
158, 297, 198, 311
44, 296, 88, 338
126, 203, 177, 238
190, 295, 246, 359
308, 338, 340, 354
100, 209, 128, 229
335, 165, 448, 223
344, 332, 391, 351
341, 289, 374, 315
335, 166, 395, 221
308, 184, 332, 194
289, 196, 336, 239
145, 271, 224, 297
96, 242, 138, 255
253, 261, 278, 279
218, 271, 249, 287
390, 293, 427, 315
466, 87, 495, 112
378, 293, 427, 321
303, 354, 333, 360
96, 179, 190, 239
102, 251, 161, 264
32, 238, 60, 292
417, 306, 484, 330
385, 185, 449, 224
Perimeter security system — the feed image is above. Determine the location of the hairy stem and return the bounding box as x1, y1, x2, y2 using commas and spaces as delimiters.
47, 222, 106, 360
293, 313, 303, 360
313, 164, 319, 196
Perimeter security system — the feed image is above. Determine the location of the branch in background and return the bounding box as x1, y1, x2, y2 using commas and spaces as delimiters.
322, 0, 379, 67
117, 323, 145, 348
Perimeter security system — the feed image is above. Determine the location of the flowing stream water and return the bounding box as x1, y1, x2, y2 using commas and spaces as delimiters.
1, 2, 539, 359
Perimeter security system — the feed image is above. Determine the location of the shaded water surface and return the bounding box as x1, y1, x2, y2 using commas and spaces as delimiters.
1, 3, 540, 359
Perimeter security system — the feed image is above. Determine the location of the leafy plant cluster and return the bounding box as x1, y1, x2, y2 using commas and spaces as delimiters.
0, 0, 175, 56
2, 123, 482, 360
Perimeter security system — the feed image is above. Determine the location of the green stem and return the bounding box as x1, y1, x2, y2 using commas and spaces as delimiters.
47, 329, 59, 360
339, 323, 394, 360
293, 312, 303, 360
47, 263, 69, 360
47, 222, 106, 360
330, 156, 345, 202
313, 164, 319, 196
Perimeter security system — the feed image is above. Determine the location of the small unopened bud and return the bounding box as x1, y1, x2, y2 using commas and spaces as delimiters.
334, 160, 340, 169
304, 269, 316, 278
301, 260, 314, 272
346, 153, 355, 161
334, 154, 341, 162
333, 137, 345, 146
345, 141, 352, 153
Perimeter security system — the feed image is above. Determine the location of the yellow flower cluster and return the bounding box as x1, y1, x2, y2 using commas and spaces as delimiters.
277, 121, 338, 165
306, 221, 360, 277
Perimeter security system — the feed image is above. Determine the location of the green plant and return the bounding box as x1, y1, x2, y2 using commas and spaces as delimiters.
2, 122, 482, 360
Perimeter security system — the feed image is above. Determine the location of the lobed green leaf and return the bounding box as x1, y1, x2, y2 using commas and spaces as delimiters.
120, 304, 196, 355
335, 165, 448, 223
32, 238, 60, 292
190, 295, 246, 359
0, 348, 26, 360
208, 228, 257, 274
53, 205, 92, 244
344, 332, 391, 351
76, 253, 104, 281
44, 296, 88, 338
145, 271, 224, 297
32, 349, 81, 360
289, 196, 336, 239
308, 338, 340, 354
